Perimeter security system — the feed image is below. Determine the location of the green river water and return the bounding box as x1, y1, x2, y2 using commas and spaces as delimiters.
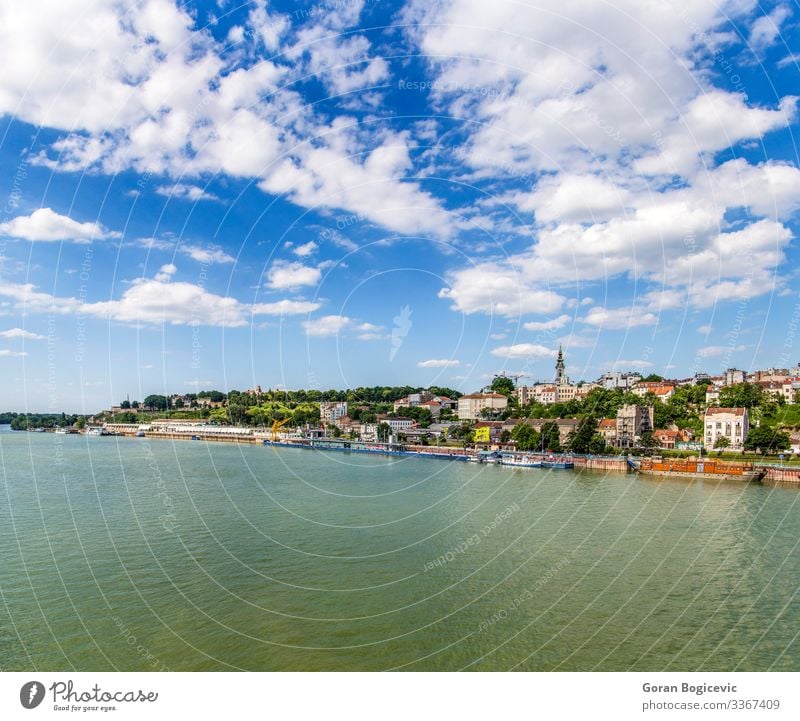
1, 429, 798, 671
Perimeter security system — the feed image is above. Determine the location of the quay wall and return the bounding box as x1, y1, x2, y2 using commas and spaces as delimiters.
762, 466, 800, 485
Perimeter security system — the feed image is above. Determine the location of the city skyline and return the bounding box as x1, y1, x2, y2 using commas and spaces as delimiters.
0, 1, 799, 410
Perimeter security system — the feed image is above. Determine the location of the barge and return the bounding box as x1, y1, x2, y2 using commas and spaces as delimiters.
635, 457, 765, 482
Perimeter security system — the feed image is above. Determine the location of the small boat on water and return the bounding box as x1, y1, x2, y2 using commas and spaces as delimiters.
86, 427, 109, 436
499, 453, 542, 468
635, 456, 764, 482
54, 428, 68, 434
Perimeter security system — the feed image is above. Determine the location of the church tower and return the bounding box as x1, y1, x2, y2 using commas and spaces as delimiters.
555, 345, 566, 385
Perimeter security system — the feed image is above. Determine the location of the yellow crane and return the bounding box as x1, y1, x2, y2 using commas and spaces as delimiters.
271, 417, 291, 441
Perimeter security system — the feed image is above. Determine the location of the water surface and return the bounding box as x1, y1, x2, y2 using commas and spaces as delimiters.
1, 432, 798, 671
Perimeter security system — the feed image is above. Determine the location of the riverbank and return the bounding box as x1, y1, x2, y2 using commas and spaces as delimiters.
19, 425, 800, 485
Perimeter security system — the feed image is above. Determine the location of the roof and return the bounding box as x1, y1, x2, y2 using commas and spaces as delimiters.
461, 393, 507, 399
705, 407, 747, 416
598, 419, 616, 429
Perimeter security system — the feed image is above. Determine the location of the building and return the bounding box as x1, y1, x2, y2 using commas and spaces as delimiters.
457, 393, 508, 420
417, 400, 442, 418
704, 407, 749, 450
723, 368, 745, 386
652, 429, 693, 449
525, 418, 580, 446
516, 385, 534, 406
705, 387, 721, 405
377, 415, 416, 433
632, 382, 675, 401
320, 401, 348, 424
615, 404, 654, 448
601, 371, 642, 389
598, 418, 618, 445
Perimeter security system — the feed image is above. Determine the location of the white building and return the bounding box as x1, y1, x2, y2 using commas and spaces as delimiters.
723, 368, 745, 386
320, 401, 348, 423
457, 393, 508, 420
704, 407, 749, 450
601, 371, 642, 389
377, 416, 416, 433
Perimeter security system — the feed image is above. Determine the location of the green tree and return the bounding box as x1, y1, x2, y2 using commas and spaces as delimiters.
376, 422, 391, 442
540, 421, 562, 452
566, 415, 598, 454
143, 394, 169, 411
639, 431, 658, 451
490, 375, 516, 396
744, 426, 790, 454
511, 422, 540, 451
713, 436, 730, 450
718, 382, 764, 409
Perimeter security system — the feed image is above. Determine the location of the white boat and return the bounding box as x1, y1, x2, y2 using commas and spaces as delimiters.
86, 427, 109, 436
500, 454, 543, 468
54, 428, 68, 434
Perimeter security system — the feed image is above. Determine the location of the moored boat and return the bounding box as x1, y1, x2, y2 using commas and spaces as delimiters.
499, 453, 542, 468
636, 456, 764, 482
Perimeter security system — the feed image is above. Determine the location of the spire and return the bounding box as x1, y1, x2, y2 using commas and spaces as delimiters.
555, 345, 566, 384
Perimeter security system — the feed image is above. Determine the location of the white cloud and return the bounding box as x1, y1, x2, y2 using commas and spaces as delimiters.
0, 269, 320, 328
293, 241, 318, 257
609, 359, 655, 369
582, 307, 659, 329
180, 244, 236, 264
0, 350, 27, 357
154, 264, 177, 282
302, 314, 352, 337
253, 299, 321, 315
749, 5, 791, 52
698, 344, 748, 358
439, 262, 565, 317
523, 314, 571, 331
490, 343, 557, 359
697, 324, 713, 334
0, 208, 119, 243
0, 1, 451, 238
266, 260, 322, 289
0, 328, 45, 340
417, 359, 460, 368
155, 183, 219, 202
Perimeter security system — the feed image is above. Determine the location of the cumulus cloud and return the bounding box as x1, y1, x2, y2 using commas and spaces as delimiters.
417, 359, 460, 368
292, 241, 318, 257
0, 270, 320, 328
0, 328, 45, 340
266, 261, 322, 289
155, 183, 219, 202
302, 314, 352, 337
609, 359, 655, 369
180, 244, 236, 264
697, 344, 748, 358
490, 343, 557, 359
582, 307, 659, 329
0, 208, 119, 243
523, 314, 571, 331
0, 1, 451, 238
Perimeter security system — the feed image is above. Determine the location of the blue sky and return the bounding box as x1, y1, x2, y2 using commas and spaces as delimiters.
1, 0, 800, 411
